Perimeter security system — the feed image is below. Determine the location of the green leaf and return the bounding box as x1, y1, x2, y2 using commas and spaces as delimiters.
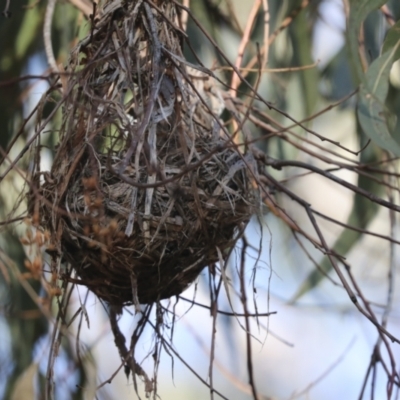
382, 20, 400, 57
292, 4, 396, 300
290, 7, 319, 118
347, 0, 387, 83
357, 32, 400, 154
15, 3, 43, 60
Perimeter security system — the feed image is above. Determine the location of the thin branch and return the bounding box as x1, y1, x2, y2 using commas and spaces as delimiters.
239, 238, 258, 400
263, 158, 400, 213
43, 0, 59, 74
2, 0, 11, 17
230, 0, 262, 97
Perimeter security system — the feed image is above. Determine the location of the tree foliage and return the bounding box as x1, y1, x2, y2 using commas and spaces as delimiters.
1, 0, 400, 399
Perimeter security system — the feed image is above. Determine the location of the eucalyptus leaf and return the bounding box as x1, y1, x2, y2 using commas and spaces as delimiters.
291, 1, 391, 300
15, 5, 43, 60
347, 0, 387, 83
290, 7, 319, 118
357, 37, 400, 154
382, 20, 400, 57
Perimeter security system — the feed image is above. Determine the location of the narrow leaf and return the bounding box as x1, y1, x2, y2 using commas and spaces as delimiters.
347, 0, 387, 83
290, 8, 319, 118
382, 20, 400, 57
15, 5, 43, 60
357, 38, 400, 154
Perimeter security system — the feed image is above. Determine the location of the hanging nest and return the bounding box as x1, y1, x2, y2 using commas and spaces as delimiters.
31, 0, 257, 307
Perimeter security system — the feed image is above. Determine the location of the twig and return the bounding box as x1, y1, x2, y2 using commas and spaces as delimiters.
178, 296, 276, 317
380, 4, 395, 27
109, 308, 154, 395
241, 0, 310, 80
239, 238, 259, 400
264, 158, 400, 213
68, 0, 92, 17
217, 60, 319, 73
261, 0, 269, 69
43, 0, 59, 74
230, 0, 262, 97
147, 318, 230, 400
2, 0, 11, 17
180, 0, 189, 31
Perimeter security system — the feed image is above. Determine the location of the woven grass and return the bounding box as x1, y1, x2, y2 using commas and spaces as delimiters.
32, 0, 257, 307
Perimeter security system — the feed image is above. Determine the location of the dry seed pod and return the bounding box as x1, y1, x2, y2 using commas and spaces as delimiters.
32, 0, 257, 307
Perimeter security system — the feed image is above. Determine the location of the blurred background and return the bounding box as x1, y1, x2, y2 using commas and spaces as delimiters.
1, 0, 400, 399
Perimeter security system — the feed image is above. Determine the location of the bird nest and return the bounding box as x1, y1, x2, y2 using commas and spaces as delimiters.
31, 0, 257, 307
